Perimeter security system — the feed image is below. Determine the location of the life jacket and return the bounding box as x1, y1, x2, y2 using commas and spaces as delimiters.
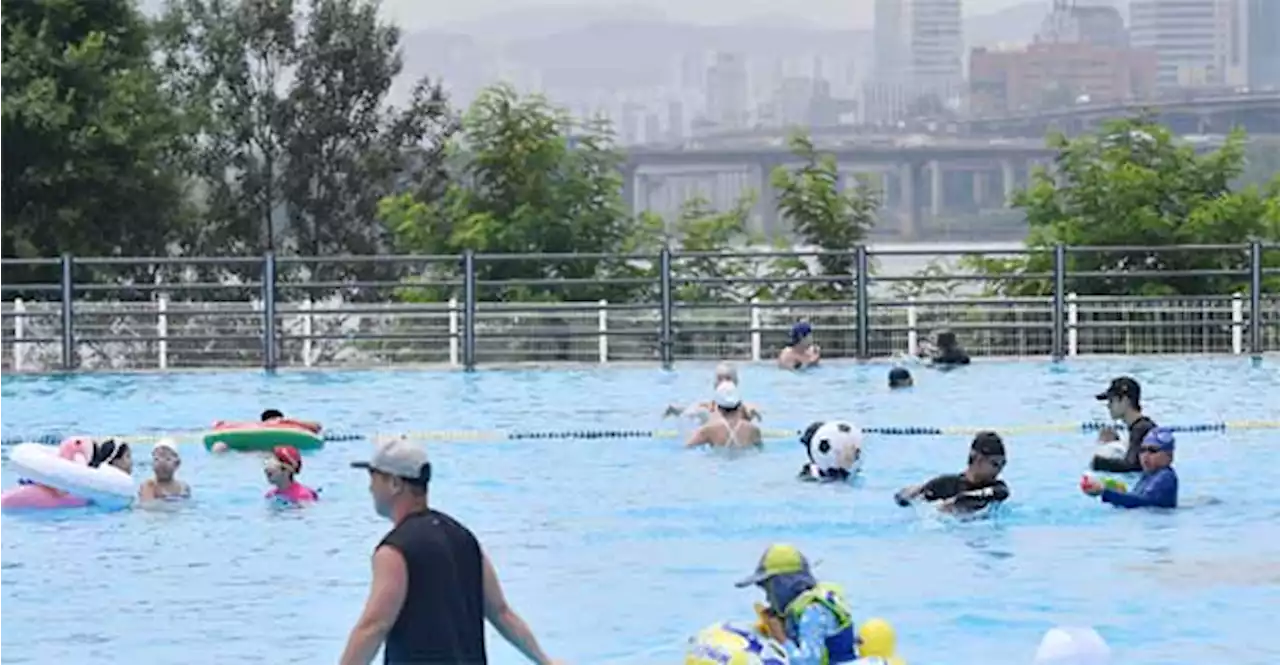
783, 582, 858, 664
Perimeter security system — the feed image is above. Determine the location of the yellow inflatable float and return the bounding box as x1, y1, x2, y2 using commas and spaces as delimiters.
685, 622, 790, 665
854, 617, 907, 665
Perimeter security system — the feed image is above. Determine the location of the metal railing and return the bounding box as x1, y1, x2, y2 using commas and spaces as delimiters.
2, 243, 1277, 372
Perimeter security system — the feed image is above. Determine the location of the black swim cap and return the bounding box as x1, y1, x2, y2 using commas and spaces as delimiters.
970, 431, 1005, 458
89, 439, 129, 468
261, 409, 284, 421
888, 367, 912, 386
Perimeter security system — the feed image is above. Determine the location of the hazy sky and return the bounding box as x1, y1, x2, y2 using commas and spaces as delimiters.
376, 0, 1050, 31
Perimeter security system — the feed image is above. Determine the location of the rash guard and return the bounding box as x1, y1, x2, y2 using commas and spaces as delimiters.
1101, 466, 1177, 509
786, 603, 844, 665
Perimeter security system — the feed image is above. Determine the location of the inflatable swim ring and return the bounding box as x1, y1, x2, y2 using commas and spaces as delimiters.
1, 484, 90, 510
204, 421, 324, 452
7, 442, 134, 509
1094, 441, 1127, 460
685, 622, 789, 665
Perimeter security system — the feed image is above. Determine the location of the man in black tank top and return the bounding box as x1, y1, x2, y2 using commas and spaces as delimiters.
1091, 377, 1157, 473
341, 438, 562, 665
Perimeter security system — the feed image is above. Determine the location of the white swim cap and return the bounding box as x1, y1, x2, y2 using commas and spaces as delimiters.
1033, 626, 1111, 665
153, 438, 180, 455
714, 362, 739, 383
713, 381, 742, 409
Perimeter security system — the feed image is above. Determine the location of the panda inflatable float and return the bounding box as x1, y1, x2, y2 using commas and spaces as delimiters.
798, 421, 864, 482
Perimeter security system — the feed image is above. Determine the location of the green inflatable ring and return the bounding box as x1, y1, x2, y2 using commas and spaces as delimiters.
203, 426, 324, 452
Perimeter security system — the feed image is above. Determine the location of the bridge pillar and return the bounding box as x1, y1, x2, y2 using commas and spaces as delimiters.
929, 160, 944, 218
752, 163, 781, 237
1001, 158, 1016, 207
898, 161, 919, 239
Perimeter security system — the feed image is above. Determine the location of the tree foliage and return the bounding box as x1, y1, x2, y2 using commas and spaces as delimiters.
771, 132, 880, 299
155, 0, 453, 286
967, 116, 1280, 296
2, 0, 191, 275
384, 84, 642, 302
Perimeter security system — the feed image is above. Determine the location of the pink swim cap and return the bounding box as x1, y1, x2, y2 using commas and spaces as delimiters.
57, 437, 94, 465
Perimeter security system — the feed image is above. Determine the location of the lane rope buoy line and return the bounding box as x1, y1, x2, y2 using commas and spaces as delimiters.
2, 421, 1278, 447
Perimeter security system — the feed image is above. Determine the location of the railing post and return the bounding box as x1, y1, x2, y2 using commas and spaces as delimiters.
13, 298, 25, 372
855, 245, 870, 359
749, 297, 762, 362
157, 293, 169, 370
1231, 292, 1243, 355
1051, 243, 1066, 361
301, 298, 314, 368
60, 252, 76, 371
659, 248, 674, 369
1249, 241, 1262, 358
462, 250, 477, 371
262, 252, 278, 371
597, 299, 609, 364
906, 295, 918, 356
1067, 292, 1079, 357
448, 297, 459, 366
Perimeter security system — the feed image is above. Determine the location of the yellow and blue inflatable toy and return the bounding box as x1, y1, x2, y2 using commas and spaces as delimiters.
685, 622, 790, 665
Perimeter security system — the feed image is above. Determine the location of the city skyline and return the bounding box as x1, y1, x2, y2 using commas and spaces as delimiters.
141, 0, 1112, 32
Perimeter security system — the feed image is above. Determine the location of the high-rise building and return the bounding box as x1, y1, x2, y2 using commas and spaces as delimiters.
1129, 0, 1245, 90
875, 0, 963, 89
1038, 1, 1129, 48
870, 0, 964, 120
1245, 0, 1280, 88
706, 53, 750, 129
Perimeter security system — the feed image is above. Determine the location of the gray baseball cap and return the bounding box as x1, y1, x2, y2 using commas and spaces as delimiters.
350, 438, 432, 486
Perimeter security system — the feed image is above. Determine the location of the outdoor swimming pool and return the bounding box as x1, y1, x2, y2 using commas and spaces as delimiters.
2, 357, 1279, 665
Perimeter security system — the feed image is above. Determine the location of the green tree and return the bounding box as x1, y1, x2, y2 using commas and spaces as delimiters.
771, 131, 881, 300
2, 0, 191, 276
384, 84, 641, 303
156, 0, 453, 285
967, 116, 1280, 296
660, 195, 792, 304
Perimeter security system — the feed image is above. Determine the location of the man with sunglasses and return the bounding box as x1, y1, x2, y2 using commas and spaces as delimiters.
1081, 427, 1178, 509
893, 432, 1010, 514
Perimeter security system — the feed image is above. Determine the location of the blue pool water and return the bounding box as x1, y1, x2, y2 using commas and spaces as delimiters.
2, 358, 1279, 665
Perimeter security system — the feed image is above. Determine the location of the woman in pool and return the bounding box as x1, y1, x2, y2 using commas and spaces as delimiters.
264, 445, 318, 503
663, 362, 762, 423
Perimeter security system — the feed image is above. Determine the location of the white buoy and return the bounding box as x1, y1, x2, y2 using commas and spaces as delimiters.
1033, 626, 1111, 665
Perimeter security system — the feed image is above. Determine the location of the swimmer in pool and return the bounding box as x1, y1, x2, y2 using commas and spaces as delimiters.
264, 445, 319, 503
1081, 427, 1178, 509
737, 544, 860, 665
686, 382, 762, 449
797, 421, 863, 482
918, 330, 970, 368
888, 367, 913, 389
663, 362, 762, 422
778, 322, 821, 370
138, 440, 191, 501
261, 409, 322, 432
893, 431, 1009, 514
89, 439, 133, 475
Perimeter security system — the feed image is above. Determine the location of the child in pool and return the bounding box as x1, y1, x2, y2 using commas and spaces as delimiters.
138, 440, 191, 501
264, 445, 318, 503
260, 409, 322, 433
89, 439, 133, 475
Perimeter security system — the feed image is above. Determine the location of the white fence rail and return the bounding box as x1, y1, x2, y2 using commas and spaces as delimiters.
3, 294, 1275, 372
